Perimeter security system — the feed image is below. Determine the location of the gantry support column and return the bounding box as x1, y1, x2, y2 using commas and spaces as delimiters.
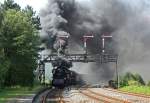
38, 61, 45, 84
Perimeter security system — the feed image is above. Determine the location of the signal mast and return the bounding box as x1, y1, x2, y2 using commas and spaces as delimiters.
101, 33, 112, 53
57, 34, 70, 56
83, 35, 94, 54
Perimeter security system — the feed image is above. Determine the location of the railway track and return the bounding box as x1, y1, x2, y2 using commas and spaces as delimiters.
88, 88, 150, 103
105, 88, 150, 98
79, 89, 130, 103
32, 87, 51, 103
32, 86, 150, 103
32, 87, 73, 103
41, 88, 64, 103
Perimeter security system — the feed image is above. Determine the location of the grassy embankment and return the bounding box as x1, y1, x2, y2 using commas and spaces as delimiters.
0, 85, 42, 103
120, 86, 150, 95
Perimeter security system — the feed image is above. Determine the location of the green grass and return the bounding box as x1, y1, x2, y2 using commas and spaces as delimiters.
0, 85, 42, 103
120, 86, 150, 95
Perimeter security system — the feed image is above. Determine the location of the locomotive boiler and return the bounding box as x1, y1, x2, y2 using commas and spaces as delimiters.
51, 57, 84, 88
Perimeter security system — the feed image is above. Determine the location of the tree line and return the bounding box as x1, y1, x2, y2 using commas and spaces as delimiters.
119, 72, 150, 87
0, 0, 41, 88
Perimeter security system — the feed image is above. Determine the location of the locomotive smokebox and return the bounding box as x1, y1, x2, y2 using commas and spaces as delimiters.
51, 57, 73, 88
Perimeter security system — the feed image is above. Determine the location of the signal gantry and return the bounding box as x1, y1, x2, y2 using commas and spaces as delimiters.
37, 33, 119, 87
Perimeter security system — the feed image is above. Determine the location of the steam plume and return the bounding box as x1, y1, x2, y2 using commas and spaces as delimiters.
40, 0, 150, 83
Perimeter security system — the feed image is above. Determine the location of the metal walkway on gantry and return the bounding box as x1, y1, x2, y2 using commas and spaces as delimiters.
39, 53, 117, 63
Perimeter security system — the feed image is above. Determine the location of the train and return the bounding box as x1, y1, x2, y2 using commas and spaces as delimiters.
51, 57, 117, 89
51, 57, 84, 88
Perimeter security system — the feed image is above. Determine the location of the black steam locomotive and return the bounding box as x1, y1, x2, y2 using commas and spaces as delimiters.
51, 57, 83, 88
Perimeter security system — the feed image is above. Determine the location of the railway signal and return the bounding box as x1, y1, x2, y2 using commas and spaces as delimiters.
58, 34, 69, 39
57, 34, 70, 56
101, 34, 112, 53
101, 33, 119, 88
83, 35, 94, 54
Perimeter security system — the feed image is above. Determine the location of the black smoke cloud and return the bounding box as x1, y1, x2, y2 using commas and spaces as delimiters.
40, 0, 150, 83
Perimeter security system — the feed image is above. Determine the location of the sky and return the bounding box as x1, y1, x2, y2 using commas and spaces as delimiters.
0, 0, 90, 13
0, 0, 48, 13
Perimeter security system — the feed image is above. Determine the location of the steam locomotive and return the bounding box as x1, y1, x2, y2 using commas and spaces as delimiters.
51, 57, 84, 88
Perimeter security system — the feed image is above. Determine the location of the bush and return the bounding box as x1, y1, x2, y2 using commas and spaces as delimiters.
134, 74, 145, 85
128, 80, 141, 86
119, 72, 145, 87
147, 81, 150, 86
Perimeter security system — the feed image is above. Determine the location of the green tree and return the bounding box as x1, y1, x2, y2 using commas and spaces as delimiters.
119, 75, 128, 87
147, 81, 150, 86
0, 58, 10, 88
124, 72, 136, 81
0, 3, 6, 88
0, 5, 3, 25
23, 5, 41, 30
2, 0, 20, 11
120, 72, 146, 87
0, 9, 39, 86
134, 73, 145, 85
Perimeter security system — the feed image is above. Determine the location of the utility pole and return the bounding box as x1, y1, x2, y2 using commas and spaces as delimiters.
38, 61, 45, 84
116, 60, 119, 88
